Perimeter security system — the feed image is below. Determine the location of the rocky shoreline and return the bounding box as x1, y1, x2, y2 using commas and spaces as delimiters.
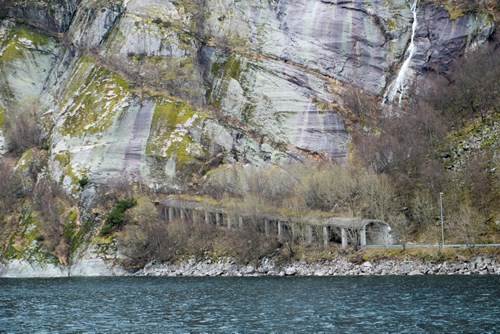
138, 256, 499, 277
1, 256, 499, 278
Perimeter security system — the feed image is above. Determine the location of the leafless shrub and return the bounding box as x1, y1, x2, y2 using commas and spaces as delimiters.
33, 177, 74, 264
355, 101, 448, 179
0, 160, 23, 241
119, 197, 280, 267
435, 0, 499, 17
425, 45, 500, 125
224, 222, 279, 264
120, 219, 171, 267
388, 214, 415, 250
456, 150, 499, 217
295, 163, 395, 219
4, 106, 42, 154
448, 204, 487, 246
204, 164, 302, 207
0, 160, 22, 216
343, 87, 380, 120
119, 198, 219, 266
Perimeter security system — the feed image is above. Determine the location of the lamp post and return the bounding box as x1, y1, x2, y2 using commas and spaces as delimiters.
439, 192, 444, 248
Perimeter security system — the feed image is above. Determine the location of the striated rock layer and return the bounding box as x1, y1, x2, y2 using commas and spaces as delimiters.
0, 0, 495, 190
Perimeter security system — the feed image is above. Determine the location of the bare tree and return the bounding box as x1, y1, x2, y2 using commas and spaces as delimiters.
4, 104, 42, 154
33, 177, 75, 265
425, 45, 500, 125
388, 214, 415, 250
448, 204, 487, 247
0, 160, 22, 216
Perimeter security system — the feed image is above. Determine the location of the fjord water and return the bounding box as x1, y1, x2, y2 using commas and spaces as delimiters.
1, 276, 498, 333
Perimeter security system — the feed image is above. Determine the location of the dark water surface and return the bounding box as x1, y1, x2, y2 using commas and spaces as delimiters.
0, 276, 498, 333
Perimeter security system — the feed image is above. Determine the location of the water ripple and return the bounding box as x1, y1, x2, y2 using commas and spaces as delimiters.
0, 276, 498, 333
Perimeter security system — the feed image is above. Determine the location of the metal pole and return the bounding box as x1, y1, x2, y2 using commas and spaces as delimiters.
440, 192, 444, 247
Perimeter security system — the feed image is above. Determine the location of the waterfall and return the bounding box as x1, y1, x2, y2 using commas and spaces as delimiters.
383, 0, 418, 107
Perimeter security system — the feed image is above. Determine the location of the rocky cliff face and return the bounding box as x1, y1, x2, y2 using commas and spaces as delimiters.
0, 0, 79, 33
0, 0, 495, 190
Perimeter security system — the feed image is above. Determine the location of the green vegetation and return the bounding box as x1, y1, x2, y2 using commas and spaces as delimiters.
3, 209, 47, 262
53, 150, 89, 192
101, 199, 137, 236
431, 0, 499, 20
362, 247, 500, 263
445, 4, 465, 20
0, 41, 25, 63
1, 0, 498, 270
122, 43, 500, 264
13, 26, 51, 47
78, 177, 89, 189
61, 57, 130, 137
386, 18, 397, 31
0, 26, 52, 63
0, 161, 86, 266
0, 106, 5, 128
55, 151, 71, 167
211, 55, 244, 80
147, 99, 208, 169
209, 55, 246, 109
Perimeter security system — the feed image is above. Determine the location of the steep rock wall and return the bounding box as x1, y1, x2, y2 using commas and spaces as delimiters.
415, 2, 495, 72
0, 0, 495, 189
0, 0, 80, 34
0, 0, 496, 271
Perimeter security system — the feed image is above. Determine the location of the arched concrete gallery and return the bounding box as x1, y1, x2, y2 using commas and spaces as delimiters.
157, 198, 393, 248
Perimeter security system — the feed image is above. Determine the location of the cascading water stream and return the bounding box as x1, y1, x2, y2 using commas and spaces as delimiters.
383, 0, 418, 108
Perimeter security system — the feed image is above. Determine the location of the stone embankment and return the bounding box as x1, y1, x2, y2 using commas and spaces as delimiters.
138, 256, 499, 277
2, 256, 498, 278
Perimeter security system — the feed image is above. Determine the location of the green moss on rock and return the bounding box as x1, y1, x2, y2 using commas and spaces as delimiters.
386, 18, 397, 31
61, 57, 130, 137
4, 208, 57, 264
16, 149, 35, 172
55, 151, 71, 167
0, 26, 52, 63
0, 106, 5, 128
15, 26, 51, 47
445, 5, 465, 20
209, 55, 247, 108
0, 41, 24, 63
147, 99, 208, 169
211, 54, 244, 80
53, 150, 89, 192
